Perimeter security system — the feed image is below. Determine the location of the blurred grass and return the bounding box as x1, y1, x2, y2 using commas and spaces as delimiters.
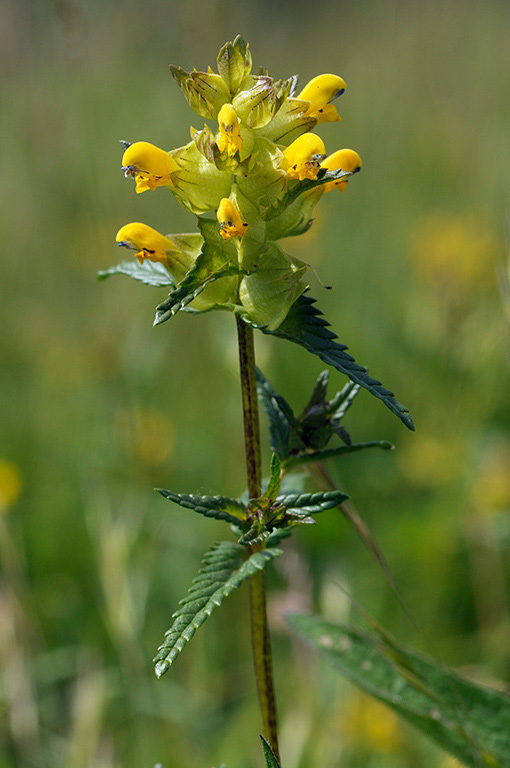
1, 0, 510, 766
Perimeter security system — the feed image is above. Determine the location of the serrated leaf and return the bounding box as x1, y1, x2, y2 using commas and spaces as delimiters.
255, 367, 303, 458
154, 543, 281, 676
153, 255, 238, 325
283, 440, 393, 470
288, 614, 510, 768
156, 489, 247, 526
301, 370, 330, 415
254, 294, 414, 431
97, 260, 175, 287
260, 736, 281, 768
275, 490, 348, 517
328, 381, 360, 420
154, 217, 239, 325
261, 453, 282, 502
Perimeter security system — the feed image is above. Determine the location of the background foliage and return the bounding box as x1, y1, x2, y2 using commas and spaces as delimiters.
1, 1, 510, 766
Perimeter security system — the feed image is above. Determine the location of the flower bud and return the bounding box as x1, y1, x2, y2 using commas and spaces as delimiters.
321, 149, 362, 192
280, 133, 326, 181
232, 77, 281, 128
122, 142, 179, 193
216, 36, 252, 94
297, 74, 346, 123
170, 66, 231, 119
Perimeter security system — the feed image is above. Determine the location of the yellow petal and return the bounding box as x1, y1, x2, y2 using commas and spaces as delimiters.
280, 133, 326, 181
216, 198, 248, 240
321, 149, 362, 192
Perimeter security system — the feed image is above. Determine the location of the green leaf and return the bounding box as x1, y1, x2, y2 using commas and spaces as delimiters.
328, 381, 360, 421
283, 440, 393, 470
275, 490, 348, 518
260, 736, 281, 768
264, 168, 352, 221
261, 453, 282, 502
255, 367, 303, 459
255, 294, 415, 431
156, 489, 247, 526
154, 543, 281, 676
154, 217, 239, 325
153, 256, 238, 325
288, 614, 510, 768
97, 260, 175, 287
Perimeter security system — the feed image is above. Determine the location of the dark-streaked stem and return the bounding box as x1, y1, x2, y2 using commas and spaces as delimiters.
236, 315, 280, 763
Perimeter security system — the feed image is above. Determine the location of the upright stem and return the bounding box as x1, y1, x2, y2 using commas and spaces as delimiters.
236, 315, 280, 763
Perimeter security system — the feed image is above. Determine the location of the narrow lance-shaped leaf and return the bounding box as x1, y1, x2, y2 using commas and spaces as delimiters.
154, 542, 281, 677
260, 736, 281, 768
282, 440, 393, 470
156, 489, 247, 526
255, 367, 304, 459
264, 168, 352, 221
288, 614, 510, 768
253, 293, 414, 431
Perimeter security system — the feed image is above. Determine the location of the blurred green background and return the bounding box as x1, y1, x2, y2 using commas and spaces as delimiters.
1, 1, 510, 766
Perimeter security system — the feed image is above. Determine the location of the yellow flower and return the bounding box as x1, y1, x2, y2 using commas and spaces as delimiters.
280, 133, 326, 181
216, 103, 243, 156
121, 141, 179, 194
0, 459, 22, 510
217, 198, 248, 241
116, 223, 178, 265
321, 149, 362, 192
297, 74, 346, 123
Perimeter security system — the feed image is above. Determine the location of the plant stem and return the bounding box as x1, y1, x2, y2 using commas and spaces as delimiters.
236, 315, 280, 763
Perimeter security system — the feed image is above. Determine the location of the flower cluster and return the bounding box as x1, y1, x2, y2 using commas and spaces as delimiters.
115, 36, 361, 330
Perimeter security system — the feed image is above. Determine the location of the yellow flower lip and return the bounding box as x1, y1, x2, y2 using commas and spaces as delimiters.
321, 149, 362, 192
280, 133, 326, 181
217, 198, 248, 241
297, 74, 346, 123
121, 141, 179, 193
116, 223, 175, 264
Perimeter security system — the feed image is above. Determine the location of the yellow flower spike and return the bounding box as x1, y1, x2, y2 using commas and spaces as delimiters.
216, 103, 243, 157
121, 141, 179, 194
297, 74, 346, 123
217, 198, 248, 241
280, 133, 326, 181
321, 149, 362, 192
116, 223, 177, 265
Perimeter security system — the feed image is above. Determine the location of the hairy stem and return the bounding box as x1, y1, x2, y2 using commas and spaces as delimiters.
236, 315, 280, 762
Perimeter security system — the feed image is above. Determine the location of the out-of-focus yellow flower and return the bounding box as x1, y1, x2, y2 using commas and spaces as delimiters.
216, 103, 243, 156
471, 442, 510, 513
342, 691, 402, 753
398, 431, 466, 487
0, 460, 22, 510
116, 223, 178, 265
217, 198, 248, 241
410, 212, 499, 294
280, 133, 326, 181
321, 149, 362, 192
297, 74, 346, 123
122, 142, 179, 194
